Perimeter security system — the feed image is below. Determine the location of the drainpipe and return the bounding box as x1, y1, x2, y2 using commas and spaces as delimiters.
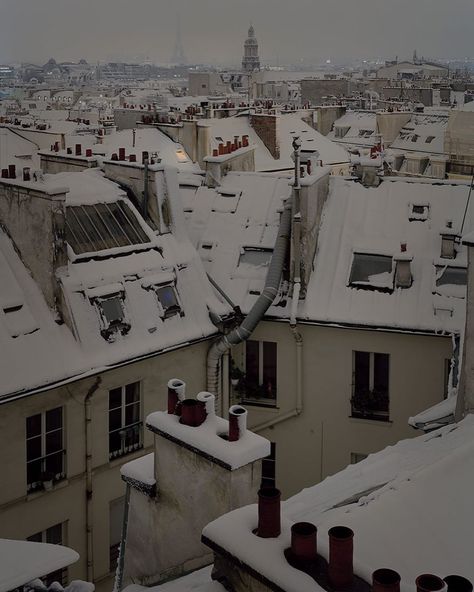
252, 138, 304, 433
142, 156, 149, 219
206, 137, 299, 410
84, 376, 102, 583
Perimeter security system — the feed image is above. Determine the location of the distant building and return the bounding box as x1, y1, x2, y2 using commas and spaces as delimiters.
242, 25, 260, 73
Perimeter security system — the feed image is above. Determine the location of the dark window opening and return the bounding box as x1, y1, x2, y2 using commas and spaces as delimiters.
240, 340, 277, 406
351, 351, 390, 421
109, 382, 142, 459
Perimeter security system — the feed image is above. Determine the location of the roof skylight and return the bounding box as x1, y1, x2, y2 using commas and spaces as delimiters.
66, 201, 149, 255
349, 253, 393, 291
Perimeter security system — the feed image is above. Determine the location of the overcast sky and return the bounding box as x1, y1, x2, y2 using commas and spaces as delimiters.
1, 0, 473, 65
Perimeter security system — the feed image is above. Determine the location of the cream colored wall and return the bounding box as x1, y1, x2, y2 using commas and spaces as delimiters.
0, 340, 209, 589
231, 320, 452, 498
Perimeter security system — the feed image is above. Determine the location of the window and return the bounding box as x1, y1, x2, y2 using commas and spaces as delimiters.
27, 523, 67, 586
435, 266, 467, 287
242, 340, 277, 405
350, 452, 368, 464
66, 201, 150, 256
109, 382, 142, 459
110, 497, 125, 572
154, 284, 182, 319
239, 247, 273, 268
261, 442, 276, 489
351, 351, 390, 421
349, 253, 393, 291
26, 408, 65, 493
93, 292, 131, 341
409, 204, 429, 221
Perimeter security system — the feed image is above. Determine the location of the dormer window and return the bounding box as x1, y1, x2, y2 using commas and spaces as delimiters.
409, 204, 430, 221
154, 284, 182, 319
435, 266, 467, 287
349, 253, 393, 291
239, 247, 273, 267
90, 290, 130, 341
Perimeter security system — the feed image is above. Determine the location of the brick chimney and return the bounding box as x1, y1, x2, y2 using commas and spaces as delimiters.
250, 113, 280, 159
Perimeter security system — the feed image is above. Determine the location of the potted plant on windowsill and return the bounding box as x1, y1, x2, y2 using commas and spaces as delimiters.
41, 471, 55, 491
230, 361, 244, 387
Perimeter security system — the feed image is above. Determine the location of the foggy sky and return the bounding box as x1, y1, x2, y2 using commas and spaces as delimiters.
1, 0, 473, 65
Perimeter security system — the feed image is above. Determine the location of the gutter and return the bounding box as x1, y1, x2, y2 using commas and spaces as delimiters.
84, 376, 102, 583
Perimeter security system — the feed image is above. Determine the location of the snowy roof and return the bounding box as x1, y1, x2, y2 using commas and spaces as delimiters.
301, 177, 472, 333
390, 113, 448, 155
183, 171, 292, 314
327, 111, 378, 147
186, 171, 471, 334
0, 538, 79, 592
124, 565, 224, 592
0, 169, 229, 400
199, 112, 349, 170
0, 126, 39, 171
203, 415, 474, 590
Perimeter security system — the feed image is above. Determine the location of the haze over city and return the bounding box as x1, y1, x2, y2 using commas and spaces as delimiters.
1, 0, 474, 64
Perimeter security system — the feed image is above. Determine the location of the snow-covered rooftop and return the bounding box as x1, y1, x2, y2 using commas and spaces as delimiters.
0, 538, 79, 592
124, 565, 224, 592
327, 111, 378, 148
390, 113, 448, 155
203, 415, 474, 591
199, 112, 349, 170
0, 169, 230, 400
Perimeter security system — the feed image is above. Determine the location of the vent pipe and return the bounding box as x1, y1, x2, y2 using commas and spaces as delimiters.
290, 522, 317, 561
373, 569, 401, 592
416, 575, 447, 592
167, 378, 186, 414
197, 391, 216, 418
444, 576, 473, 592
328, 526, 354, 590
257, 487, 281, 538
228, 405, 247, 441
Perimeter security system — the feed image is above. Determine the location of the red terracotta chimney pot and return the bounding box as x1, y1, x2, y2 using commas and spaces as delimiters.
257, 487, 281, 538
373, 569, 401, 592
416, 574, 447, 592
328, 526, 354, 590
444, 576, 473, 592
291, 522, 317, 561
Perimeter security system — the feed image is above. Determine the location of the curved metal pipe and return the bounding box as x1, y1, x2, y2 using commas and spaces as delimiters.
206, 196, 293, 402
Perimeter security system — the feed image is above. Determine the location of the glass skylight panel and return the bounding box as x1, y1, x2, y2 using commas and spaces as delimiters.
66, 201, 149, 255
349, 253, 393, 288
239, 247, 273, 267
100, 295, 125, 325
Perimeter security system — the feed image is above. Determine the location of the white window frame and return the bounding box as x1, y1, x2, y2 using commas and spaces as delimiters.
108, 382, 142, 460
26, 407, 65, 493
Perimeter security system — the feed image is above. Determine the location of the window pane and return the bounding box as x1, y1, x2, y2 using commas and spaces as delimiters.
354, 351, 370, 395
246, 341, 259, 389
46, 430, 62, 454
27, 436, 42, 462
109, 408, 122, 432
349, 254, 393, 284
27, 531, 43, 543
45, 451, 63, 476
239, 248, 273, 267
374, 353, 389, 394
125, 382, 139, 405
46, 408, 62, 432
46, 523, 62, 545
125, 403, 140, 426
436, 267, 467, 286
27, 414, 41, 438
109, 388, 122, 410
109, 431, 121, 455
262, 342, 277, 399
101, 297, 124, 325
157, 285, 179, 310
27, 459, 42, 486
124, 424, 140, 449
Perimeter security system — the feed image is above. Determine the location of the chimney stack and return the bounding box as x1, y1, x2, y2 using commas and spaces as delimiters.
228, 405, 248, 441
328, 526, 354, 590
373, 569, 401, 592
394, 242, 413, 288
290, 522, 317, 562
257, 487, 281, 538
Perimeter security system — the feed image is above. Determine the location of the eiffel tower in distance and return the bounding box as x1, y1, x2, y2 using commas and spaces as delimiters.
171, 15, 187, 65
